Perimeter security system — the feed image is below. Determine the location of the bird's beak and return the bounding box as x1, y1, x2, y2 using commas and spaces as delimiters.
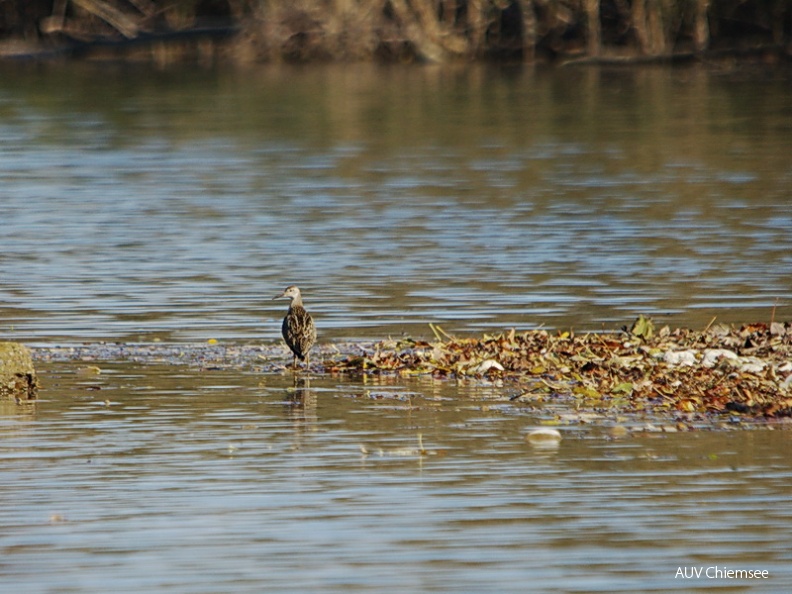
272, 292, 286, 300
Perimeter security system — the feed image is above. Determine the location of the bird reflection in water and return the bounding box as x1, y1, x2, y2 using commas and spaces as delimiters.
285, 375, 317, 436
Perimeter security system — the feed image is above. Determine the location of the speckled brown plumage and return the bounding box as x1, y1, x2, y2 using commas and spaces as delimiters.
273, 286, 316, 369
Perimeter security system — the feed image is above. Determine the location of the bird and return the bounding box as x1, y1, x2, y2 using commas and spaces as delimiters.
272, 285, 316, 370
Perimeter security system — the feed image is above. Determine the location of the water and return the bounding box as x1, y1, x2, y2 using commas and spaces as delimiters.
1, 61, 791, 592
1, 364, 791, 592
0, 63, 790, 343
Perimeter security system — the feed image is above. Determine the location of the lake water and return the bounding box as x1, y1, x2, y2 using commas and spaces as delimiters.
2, 363, 792, 593
1, 61, 791, 592
0, 62, 790, 343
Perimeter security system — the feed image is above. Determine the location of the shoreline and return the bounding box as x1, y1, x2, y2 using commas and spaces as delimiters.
30, 341, 371, 373
28, 319, 792, 421
2, 36, 789, 67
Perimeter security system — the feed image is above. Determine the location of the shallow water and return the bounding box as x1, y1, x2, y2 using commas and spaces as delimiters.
1, 63, 791, 343
1, 363, 790, 592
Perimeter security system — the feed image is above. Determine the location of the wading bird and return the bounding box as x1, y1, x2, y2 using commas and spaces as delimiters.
273, 285, 316, 370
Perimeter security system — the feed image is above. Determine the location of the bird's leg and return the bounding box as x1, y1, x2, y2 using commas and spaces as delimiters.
292, 354, 298, 370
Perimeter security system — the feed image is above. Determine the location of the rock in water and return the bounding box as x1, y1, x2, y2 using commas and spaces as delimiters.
0, 342, 38, 400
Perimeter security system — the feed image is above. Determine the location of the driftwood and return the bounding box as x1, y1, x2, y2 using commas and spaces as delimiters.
71, 0, 140, 38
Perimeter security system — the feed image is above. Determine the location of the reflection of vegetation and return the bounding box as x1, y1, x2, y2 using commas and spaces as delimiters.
1, 1, 789, 62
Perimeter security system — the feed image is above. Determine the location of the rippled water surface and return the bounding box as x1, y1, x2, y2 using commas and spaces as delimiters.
1, 63, 791, 343
1, 62, 791, 592
1, 364, 791, 592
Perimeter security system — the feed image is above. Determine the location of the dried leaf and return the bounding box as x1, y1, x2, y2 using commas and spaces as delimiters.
630, 315, 654, 340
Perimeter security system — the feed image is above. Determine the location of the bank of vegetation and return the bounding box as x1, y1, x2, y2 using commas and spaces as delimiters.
1, 0, 789, 63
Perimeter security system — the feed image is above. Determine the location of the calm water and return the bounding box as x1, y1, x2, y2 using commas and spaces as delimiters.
0, 363, 790, 593
1, 62, 791, 592
0, 63, 790, 343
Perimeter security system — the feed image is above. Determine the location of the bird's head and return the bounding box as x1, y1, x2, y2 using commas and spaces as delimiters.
273, 285, 302, 303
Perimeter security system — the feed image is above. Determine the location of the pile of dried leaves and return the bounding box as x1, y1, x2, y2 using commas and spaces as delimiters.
329, 318, 792, 419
